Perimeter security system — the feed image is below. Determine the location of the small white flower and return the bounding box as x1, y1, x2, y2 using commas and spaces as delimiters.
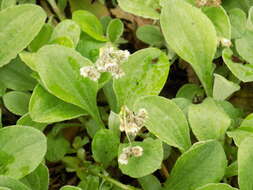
131, 146, 143, 157
118, 153, 129, 165
80, 66, 101, 81
220, 38, 232, 47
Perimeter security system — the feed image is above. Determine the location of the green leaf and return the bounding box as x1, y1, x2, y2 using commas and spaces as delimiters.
19, 51, 37, 71
60, 186, 82, 190
238, 137, 253, 190
118, 0, 160, 19
3, 91, 30, 116
136, 25, 164, 47
172, 98, 192, 116
202, 6, 231, 39
0, 126, 47, 179
21, 164, 49, 190
138, 175, 161, 190
160, 0, 217, 96
29, 24, 53, 52
35, 45, 103, 127
106, 19, 124, 43
163, 140, 227, 190
118, 138, 163, 178
176, 83, 204, 102
188, 97, 231, 141
29, 85, 87, 123
113, 48, 170, 110
46, 131, 70, 162
236, 30, 253, 63
228, 8, 247, 39
0, 176, 30, 190
0, 57, 36, 91
213, 73, 240, 100
50, 19, 81, 48
196, 183, 238, 190
72, 10, 106, 41
0, 4, 46, 67
225, 161, 238, 177
247, 6, 253, 31
222, 48, 253, 82
227, 113, 253, 146
17, 113, 47, 131
134, 96, 191, 152
92, 129, 120, 166
1, 0, 16, 9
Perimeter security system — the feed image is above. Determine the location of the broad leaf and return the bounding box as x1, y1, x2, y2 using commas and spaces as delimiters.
213, 74, 240, 100
0, 176, 30, 190
21, 164, 49, 190
188, 98, 231, 141
228, 8, 247, 39
35, 45, 103, 127
0, 4, 46, 67
0, 126, 47, 179
114, 48, 170, 110
238, 137, 253, 190
29, 85, 87, 123
138, 175, 161, 190
92, 129, 120, 166
3, 91, 30, 116
17, 113, 47, 131
236, 30, 253, 63
106, 18, 124, 43
118, 138, 163, 178
160, 0, 217, 96
176, 83, 204, 102
134, 96, 191, 152
50, 19, 81, 48
222, 48, 253, 82
196, 183, 238, 190
118, 0, 160, 19
72, 10, 106, 41
163, 140, 227, 190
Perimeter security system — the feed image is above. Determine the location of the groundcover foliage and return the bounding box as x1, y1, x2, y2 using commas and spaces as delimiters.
1, 0, 253, 189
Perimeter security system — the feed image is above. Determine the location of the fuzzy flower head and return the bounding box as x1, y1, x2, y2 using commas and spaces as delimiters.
119, 106, 148, 137
96, 44, 130, 79
118, 146, 144, 165
196, 0, 221, 7
80, 66, 101, 81
219, 38, 232, 47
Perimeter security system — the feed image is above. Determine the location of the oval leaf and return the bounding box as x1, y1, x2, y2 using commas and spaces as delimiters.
163, 140, 227, 190
160, 0, 217, 96
106, 18, 124, 43
0, 4, 46, 67
0, 126, 47, 179
134, 96, 191, 152
196, 183, 238, 190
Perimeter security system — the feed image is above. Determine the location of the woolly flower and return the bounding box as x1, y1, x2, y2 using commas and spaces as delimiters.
219, 38, 232, 47
80, 66, 101, 81
118, 146, 144, 165
96, 44, 130, 79
196, 0, 221, 7
119, 106, 148, 136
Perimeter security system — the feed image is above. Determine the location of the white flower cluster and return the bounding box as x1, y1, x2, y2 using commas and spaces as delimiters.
118, 146, 143, 165
119, 106, 148, 137
219, 38, 232, 48
196, 0, 221, 7
80, 44, 130, 81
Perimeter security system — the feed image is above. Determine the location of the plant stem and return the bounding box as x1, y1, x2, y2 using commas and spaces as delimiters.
96, 173, 142, 190
47, 0, 66, 21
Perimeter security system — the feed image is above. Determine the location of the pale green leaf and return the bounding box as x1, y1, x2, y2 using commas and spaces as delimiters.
113, 48, 170, 110
160, 0, 217, 96
106, 18, 124, 43
238, 137, 253, 190
0, 4, 46, 67
118, 0, 160, 19
0, 126, 47, 179
236, 30, 253, 63
196, 183, 238, 190
1, 0, 16, 9
163, 140, 227, 190
228, 8, 247, 39
3, 91, 30, 116
134, 96, 191, 152
29, 85, 87, 123
213, 73, 240, 100
60, 186, 82, 190
222, 48, 253, 82
17, 113, 47, 131
0, 176, 30, 190
188, 97, 231, 141
118, 138, 163, 178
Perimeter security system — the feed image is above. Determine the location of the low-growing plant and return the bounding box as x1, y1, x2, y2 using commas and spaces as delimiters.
1, 0, 253, 189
